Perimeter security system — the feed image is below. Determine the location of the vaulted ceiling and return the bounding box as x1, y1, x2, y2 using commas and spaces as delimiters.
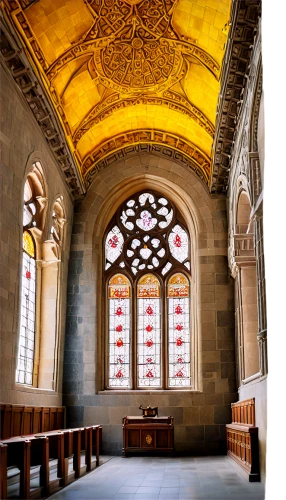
2, 0, 232, 190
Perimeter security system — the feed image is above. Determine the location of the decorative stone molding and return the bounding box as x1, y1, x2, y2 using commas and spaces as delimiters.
210, 0, 262, 194
82, 130, 211, 182
226, 10, 267, 382
233, 233, 255, 268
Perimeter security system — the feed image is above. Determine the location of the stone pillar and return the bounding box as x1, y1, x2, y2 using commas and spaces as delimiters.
254, 212, 267, 376
38, 241, 60, 390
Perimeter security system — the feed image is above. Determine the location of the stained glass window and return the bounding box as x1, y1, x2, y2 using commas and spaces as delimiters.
168, 274, 191, 387
105, 191, 191, 389
108, 274, 131, 387
137, 275, 161, 387
16, 232, 36, 385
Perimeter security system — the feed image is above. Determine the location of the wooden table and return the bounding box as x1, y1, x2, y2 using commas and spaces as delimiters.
122, 416, 174, 457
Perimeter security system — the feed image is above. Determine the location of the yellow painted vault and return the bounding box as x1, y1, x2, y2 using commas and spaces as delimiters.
3, 0, 231, 185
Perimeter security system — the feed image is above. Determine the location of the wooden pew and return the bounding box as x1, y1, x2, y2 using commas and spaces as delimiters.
0, 404, 65, 440
1, 437, 32, 499
62, 429, 76, 486
226, 397, 260, 481
34, 431, 64, 493
0, 426, 102, 498
0, 442, 8, 499
91, 425, 102, 468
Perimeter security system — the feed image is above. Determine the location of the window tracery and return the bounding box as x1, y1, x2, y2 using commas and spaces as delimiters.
105, 191, 191, 389
50, 196, 65, 249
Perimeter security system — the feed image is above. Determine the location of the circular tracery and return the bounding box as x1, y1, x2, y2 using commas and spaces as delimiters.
118, 192, 173, 235
105, 191, 191, 276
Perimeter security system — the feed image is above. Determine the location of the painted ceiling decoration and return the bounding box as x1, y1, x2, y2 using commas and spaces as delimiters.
1, 0, 235, 192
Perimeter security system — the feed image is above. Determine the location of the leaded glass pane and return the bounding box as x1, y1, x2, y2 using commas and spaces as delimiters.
23, 231, 35, 258
168, 274, 191, 387
137, 275, 161, 387
108, 274, 131, 387
16, 252, 36, 385
168, 224, 188, 263
105, 226, 124, 267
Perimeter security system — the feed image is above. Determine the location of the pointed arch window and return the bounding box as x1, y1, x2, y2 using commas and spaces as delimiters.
105, 191, 192, 390
16, 164, 46, 386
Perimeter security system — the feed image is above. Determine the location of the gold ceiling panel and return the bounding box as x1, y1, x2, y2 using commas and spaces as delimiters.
3, 0, 231, 186
76, 103, 212, 160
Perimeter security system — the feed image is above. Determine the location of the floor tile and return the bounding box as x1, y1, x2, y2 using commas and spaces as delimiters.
48, 456, 265, 500
117, 485, 138, 494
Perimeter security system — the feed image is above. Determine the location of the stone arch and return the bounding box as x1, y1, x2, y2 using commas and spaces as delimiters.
235, 189, 259, 381
77, 154, 216, 392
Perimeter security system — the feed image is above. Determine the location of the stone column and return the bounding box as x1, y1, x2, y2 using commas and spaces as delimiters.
254, 212, 267, 376
38, 241, 60, 390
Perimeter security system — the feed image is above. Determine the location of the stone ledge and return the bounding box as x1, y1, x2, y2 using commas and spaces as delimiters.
98, 390, 202, 395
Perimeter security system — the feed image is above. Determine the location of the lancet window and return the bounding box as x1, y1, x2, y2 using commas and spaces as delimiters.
105, 191, 191, 389
16, 166, 46, 385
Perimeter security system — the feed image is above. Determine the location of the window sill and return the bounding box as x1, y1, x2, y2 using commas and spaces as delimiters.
14, 383, 56, 394
99, 389, 201, 395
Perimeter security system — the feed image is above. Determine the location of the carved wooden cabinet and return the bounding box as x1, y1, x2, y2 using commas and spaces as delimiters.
122, 416, 174, 457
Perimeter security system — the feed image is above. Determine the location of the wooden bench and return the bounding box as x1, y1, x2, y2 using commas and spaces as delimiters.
0, 418, 102, 499
0, 404, 65, 439
226, 398, 260, 481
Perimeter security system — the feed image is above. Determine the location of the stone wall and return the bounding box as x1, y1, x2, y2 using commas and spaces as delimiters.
0, 65, 73, 405
226, 19, 267, 482
64, 152, 236, 455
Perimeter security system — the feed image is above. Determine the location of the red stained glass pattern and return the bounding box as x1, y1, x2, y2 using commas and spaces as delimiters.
109, 234, 119, 248
174, 234, 182, 247
146, 305, 153, 315
105, 226, 124, 268
108, 274, 131, 387
115, 369, 124, 378
26, 270, 31, 279
176, 337, 183, 347
168, 273, 191, 387
137, 275, 161, 387
168, 224, 188, 263
145, 339, 153, 348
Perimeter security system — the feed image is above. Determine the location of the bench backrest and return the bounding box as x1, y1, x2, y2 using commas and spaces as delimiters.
0, 404, 65, 439
231, 397, 255, 426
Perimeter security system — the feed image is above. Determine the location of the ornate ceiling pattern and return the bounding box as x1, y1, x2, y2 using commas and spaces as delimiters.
1, 0, 232, 190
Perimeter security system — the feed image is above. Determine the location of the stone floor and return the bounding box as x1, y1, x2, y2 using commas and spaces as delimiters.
48, 456, 265, 500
